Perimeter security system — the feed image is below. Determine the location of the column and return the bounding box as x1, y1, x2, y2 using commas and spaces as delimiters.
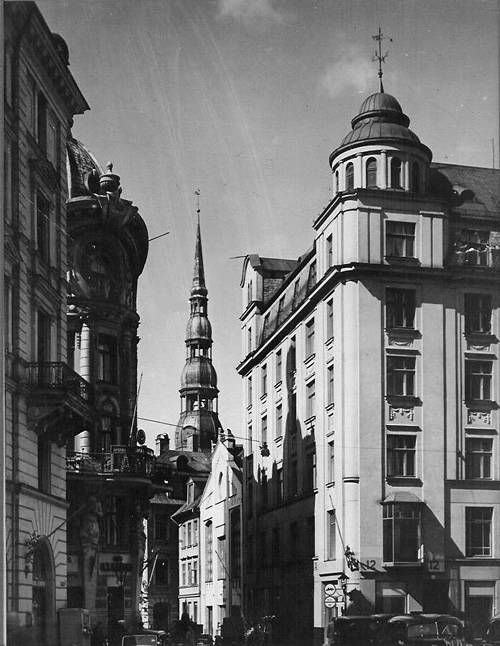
75, 320, 91, 453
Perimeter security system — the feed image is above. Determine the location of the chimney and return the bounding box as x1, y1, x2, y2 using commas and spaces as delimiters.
155, 434, 170, 455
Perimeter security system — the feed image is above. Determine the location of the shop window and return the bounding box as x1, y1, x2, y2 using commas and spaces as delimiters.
386, 288, 416, 328
465, 438, 492, 479
386, 221, 415, 258
383, 503, 421, 563
466, 507, 492, 557
387, 355, 416, 397
465, 360, 492, 401
366, 157, 377, 188
387, 435, 416, 477
465, 294, 492, 334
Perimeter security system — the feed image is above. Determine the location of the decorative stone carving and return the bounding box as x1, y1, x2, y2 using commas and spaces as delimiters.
389, 406, 414, 422
467, 410, 491, 425
388, 337, 414, 347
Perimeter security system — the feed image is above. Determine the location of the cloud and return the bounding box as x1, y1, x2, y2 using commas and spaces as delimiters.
216, 0, 289, 25
321, 42, 375, 98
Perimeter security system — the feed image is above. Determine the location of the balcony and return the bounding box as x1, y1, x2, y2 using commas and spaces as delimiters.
448, 242, 500, 269
66, 445, 155, 480
27, 362, 95, 443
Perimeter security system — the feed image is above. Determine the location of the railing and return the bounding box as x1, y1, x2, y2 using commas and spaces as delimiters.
27, 362, 91, 402
448, 244, 500, 268
66, 445, 155, 478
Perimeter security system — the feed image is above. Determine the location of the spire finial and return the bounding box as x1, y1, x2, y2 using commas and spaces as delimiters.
372, 27, 392, 93
195, 188, 201, 221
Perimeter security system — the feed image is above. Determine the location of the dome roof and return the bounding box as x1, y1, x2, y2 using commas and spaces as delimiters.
180, 357, 218, 390
186, 314, 212, 341
66, 138, 103, 198
331, 91, 431, 162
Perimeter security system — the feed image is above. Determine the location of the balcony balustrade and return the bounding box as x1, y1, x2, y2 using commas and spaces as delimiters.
27, 362, 91, 402
67, 445, 155, 478
448, 242, 500, 269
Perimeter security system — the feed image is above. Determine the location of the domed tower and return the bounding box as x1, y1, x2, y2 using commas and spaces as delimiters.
175, 216, 220, 451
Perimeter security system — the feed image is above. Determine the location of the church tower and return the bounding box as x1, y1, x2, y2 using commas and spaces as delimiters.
175, 215, 220, 450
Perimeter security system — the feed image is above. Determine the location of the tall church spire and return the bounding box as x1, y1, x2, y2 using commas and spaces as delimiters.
175, 208, 220, 451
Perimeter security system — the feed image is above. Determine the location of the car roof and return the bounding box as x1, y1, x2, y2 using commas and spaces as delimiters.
388, 615, 462, 625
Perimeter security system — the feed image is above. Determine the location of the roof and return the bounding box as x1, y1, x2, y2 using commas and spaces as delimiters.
150, 492, 185, 506
382, 492, 422, 504
66, 138, 103, 198
429, 163, 500, 216
171, 493, 203, 520
156, 448, 212, 474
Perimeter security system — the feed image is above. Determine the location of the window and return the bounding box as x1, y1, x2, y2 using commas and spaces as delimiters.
387, 435, 416, 477
390, 157, 402, 188
276, 468, 284, 504
181, 563, 187, 586
247, 376, 252, 407
307, 262, 317, 291
366, 157, 377, 188
465, 294, 492, 334
327, 364, 334, 406
155, 559, 169, 586
5, 279, 13, 354
37, 310, 51, 364
261, 364, 267, 396
326, 300, 334, 340
187, 522, 192, 547
193, 520, 198, 545
466, 507, 492, 557
275, 404, 283, 438
261, 415, 267, 445
191, 559, 198, 585
104, 497, 126, 547
47, 112, 58, 166
386, 222, 416, 258
387, 355, 416, 397
335, 171, 339, 193
465, 438, 492, 479
247, 280, 252, 305
306, 380, 316, 419
412, 162, 420, 193
180, 525, 186, 549
37, 91, 48, 151
277, 296, 285, 327
327, 234, 333, 268
230, 509, 241, 579
97, 335, 117, 383
305, 318, 315, 358
327, 510, 336, 560
466, 360, 492, 401
217, 536, 226, 579
155, 513, 169, 541
383, 503, 421, 563
275, 349, 282, 383
289, 337, 296, 373
248, 327, 252, 353
304, 451, 317, 491
36, 191, 51, 262
346, 162, 354, 190
261, 470, 268, 509
38, 438, 51, 494
4, 135, 12, 223
328, 441, 335, 482
386, 288, 416, 328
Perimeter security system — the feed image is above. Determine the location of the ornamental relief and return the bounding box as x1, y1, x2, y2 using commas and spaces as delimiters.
466, 342, 491, 352
467, 410, 492, 425
389, 406, 414, 422
388, 337, 414, 347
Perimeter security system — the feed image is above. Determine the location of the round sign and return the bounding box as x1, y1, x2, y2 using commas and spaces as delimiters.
324, 583, 337, 596
137, 428, 146, 445
324, 596, 336, 608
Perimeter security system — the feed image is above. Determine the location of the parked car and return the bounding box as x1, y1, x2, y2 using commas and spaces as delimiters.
122, 636, 161, 646
385, 614, 466, 646
196, 634, 213, 646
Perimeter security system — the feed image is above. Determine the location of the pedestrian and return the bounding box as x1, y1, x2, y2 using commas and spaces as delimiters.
326, 619, 335, 646
184, 624, 196, 646
92, 622, 108, 646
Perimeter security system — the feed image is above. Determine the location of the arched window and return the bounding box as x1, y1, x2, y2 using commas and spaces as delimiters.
366, 158, 377, 188
412, 162, 421, 193
391, 157, 402, 188
345, 163, 354, 190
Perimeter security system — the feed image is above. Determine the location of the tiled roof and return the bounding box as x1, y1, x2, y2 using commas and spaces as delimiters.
430, 163, 500, 216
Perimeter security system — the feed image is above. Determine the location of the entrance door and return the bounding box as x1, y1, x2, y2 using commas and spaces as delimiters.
108, 586, 125, 646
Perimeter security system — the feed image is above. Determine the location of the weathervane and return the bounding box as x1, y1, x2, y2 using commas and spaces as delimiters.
372, 27, 392, 92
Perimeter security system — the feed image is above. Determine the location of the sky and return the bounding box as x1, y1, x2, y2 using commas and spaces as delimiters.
37, 0, 499, 448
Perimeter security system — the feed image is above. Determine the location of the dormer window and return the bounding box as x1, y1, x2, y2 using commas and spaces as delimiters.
345, 163, 354, 190
366, 158, 377, 188
390, 157, 402, 189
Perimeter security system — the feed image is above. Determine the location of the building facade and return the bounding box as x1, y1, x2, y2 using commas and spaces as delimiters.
64, 142, 159, 641
4, 4, 91, 645
238, 87, 500, 644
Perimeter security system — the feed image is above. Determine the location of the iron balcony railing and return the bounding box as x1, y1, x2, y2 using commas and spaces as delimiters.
66, 445, 155, 478
27, 361, 91, 402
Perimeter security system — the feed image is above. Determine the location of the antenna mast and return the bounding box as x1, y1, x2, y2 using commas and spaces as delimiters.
372, 27, 393, 93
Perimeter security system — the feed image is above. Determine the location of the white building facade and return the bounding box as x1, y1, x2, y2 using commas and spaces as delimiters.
238, 88, 500, 645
